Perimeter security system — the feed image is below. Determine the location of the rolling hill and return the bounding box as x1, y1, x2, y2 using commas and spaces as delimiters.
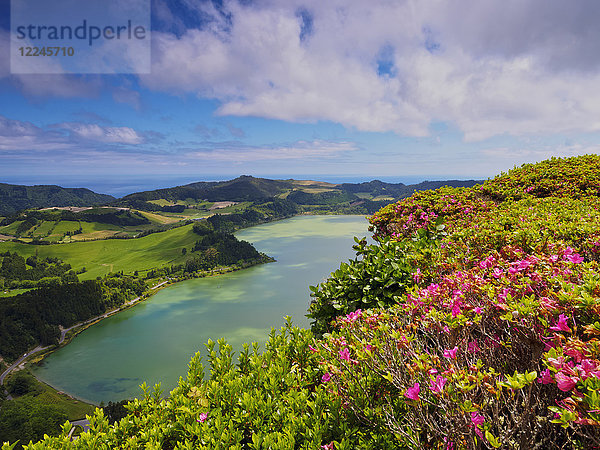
0, 184, 114, 216
115, 175, 482, 209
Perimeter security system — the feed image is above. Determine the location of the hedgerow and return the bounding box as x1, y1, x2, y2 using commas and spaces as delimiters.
6, 154, 600, 449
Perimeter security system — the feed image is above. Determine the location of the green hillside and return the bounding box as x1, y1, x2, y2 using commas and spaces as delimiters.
115, 175, 481, 215
0, 224, 199, 279
0, 184, 114, 216
117, 175, 290, 204
18, 154, 600, 449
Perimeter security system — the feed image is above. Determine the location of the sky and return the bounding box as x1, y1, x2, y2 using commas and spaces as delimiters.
1, 0, 600, 196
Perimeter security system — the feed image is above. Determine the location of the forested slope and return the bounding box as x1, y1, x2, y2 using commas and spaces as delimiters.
0, 184, 114, 216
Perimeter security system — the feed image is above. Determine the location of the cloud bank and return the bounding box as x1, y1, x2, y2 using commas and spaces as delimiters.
145, 0, 600, 140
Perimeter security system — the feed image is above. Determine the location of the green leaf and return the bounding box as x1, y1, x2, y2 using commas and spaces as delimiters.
485, 430, 501, 448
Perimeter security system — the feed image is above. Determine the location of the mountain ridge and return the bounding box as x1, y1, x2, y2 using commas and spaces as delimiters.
0, 176, 483, 216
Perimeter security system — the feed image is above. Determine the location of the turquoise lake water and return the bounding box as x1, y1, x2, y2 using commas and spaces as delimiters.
32, 215, 369, 404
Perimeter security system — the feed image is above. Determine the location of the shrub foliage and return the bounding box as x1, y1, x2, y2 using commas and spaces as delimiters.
9, 154, 600, 449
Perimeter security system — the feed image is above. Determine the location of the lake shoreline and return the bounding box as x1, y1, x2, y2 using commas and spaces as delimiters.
5, 256, 276, 406
25, 215, 369, 405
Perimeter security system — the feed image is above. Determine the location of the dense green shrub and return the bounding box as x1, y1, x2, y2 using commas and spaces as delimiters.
479, 154, 600, 200
308, 235, 439, 337
16, 322, 401, 449
10, 155, 600, 449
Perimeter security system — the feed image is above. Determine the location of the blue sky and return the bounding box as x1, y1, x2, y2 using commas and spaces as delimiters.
1, 0, 600, 196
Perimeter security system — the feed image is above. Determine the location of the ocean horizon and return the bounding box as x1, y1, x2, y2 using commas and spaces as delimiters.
0, 174, 484, 198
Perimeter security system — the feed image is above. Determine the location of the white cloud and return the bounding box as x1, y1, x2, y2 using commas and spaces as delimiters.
144, 0, 600, 140
188, 139, 358, 162
0, 115, 70, 151
0, 115, 146, 152
58, 123, 145, 145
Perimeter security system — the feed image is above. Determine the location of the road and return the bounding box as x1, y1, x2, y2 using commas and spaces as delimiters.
57, 279, 170, 344
2, 279, 171, 387
0, 345, 49, 387
67, 418, 91, 440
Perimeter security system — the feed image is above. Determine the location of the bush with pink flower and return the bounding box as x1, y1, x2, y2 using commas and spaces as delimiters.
310, 155, 600, 448
18, 155, 600, 449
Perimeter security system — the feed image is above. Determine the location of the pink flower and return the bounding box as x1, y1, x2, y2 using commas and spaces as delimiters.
539, 297, 558, 311
470, 412, 485, 438
471, 411, 484, 426
309, 345, 318, 353
345, 309, 362, 323
555, 372, 578, 392
321, 443, 334, 450
566, 253, 584, 264
548, 356, 567, 370
565, 348, 583, 363
451, 303, 461, 318
578, 359, 597, 378
479, 256, 495, 269
412, 268, 422, 283
467, 341, 480, 353
540, 369, 554, 384
473, 307, 483, 315
550, 314, 572, 333
198, 413, 208, 423
429, 375, 448, 393
444, 437, 455, 450
443, 346, 458, 359
492, 267, 503, 279
321, 373, 332, 382
404, 382, 420, 400
339, 347, 350, 361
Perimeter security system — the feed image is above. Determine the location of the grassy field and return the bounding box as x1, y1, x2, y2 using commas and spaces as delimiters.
6, 370, 96, 418
32, 220, 56, 236
138, 211, 181, 224
0, 288, 32, 298
147, 199, 176, 206
0, 224, 199, 279
209, 201, 252, 214
139, 200, 253, 220
0, 220, 24, 235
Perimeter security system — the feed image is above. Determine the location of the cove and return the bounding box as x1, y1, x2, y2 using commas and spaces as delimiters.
32, 215, 369, 404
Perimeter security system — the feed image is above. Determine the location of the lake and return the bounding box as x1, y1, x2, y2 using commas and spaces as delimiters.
32, 215, 370, 404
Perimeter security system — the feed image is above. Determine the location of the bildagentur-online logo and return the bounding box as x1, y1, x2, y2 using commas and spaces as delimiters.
10, 0, 151, 74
